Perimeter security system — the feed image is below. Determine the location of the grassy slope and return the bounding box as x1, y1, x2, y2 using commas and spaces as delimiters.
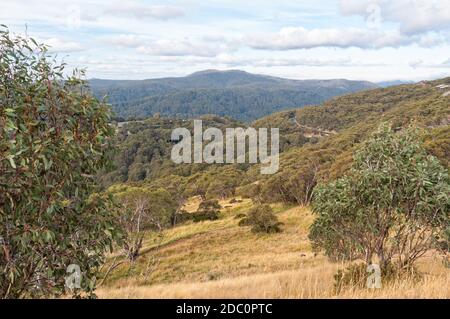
97, 199, 450, 299
97, 79, 450, 298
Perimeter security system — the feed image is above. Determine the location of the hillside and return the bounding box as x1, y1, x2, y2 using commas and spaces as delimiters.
95, 77, 450, 299
250, 78, 450, 202
97, 198, 450, 298
90, 70, 377, 121
99, 78, 450, 197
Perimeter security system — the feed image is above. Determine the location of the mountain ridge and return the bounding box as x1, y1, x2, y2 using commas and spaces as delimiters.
89, 70, 378, 121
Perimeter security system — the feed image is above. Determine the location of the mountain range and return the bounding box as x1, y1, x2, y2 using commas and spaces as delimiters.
98, 77, 450, 189
89, 70, 378, 121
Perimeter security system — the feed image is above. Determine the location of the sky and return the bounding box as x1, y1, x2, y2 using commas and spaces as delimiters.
1, 0, 450, 82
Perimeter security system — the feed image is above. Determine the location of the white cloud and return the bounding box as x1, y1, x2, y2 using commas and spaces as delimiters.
245, 27, 424, 50
159, 54, 385, 68
103, 34, 144, 48
2, 0, 449, 81
409, 59, 423, 68
409, 58, 450, 68
104, 34, 239, 57
105, 3, 184, 20
43, 38, 84, 52
339, 0, 450, 35
136, 39, 233, 57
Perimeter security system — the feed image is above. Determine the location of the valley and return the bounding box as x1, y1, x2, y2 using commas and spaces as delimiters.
2, 1, 450, 303
95, 78, 450, 299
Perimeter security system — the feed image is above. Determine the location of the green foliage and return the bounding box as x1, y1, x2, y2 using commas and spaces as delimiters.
239, 205, 282, 233
0, 29, 123, 298
173, 209, 192, 224
192, 210, 220, 223
190, 199, 221, 222
309, 125, 450, 269
175, 200, 222, 224
198, 199, 221, 211
98, 77, 450, 207
255, 80, 450, 204
90, 70, 375, 121
108, 185, 178, 230
97, 115, 243, 188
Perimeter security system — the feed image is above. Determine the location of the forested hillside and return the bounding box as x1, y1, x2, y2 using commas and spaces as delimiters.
99, 78, 450, 204
90, 70, 377, 121
98, 78, 450, 297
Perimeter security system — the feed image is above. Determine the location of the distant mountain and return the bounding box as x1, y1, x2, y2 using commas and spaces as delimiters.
376, 80, 415, 88
89, 70, 377, 121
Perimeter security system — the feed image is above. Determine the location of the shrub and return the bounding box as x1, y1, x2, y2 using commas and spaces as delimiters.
334, 263, 421, 293
173, 209, 193, 224
234, 213, 247, 219
239, 205, 282, 233
192, 210, 220, 222
198, 199, 221, 211
310, 125, 450, 271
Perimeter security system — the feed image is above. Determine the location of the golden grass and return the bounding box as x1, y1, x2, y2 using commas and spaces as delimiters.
98, 198, 450, 299
98, 259, 449, 299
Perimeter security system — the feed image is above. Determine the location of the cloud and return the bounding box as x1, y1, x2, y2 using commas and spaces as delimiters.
160, 54, 384, 68
43, 38, 84, 52
245, 27, 421, 50
409, 58, 450, 68
103, 34, 144, 48
339, 0, 450, 35
136, 39, 232, 57
409, 59, 424, 68
105, 3, 184, 20
104, 34, 239, 57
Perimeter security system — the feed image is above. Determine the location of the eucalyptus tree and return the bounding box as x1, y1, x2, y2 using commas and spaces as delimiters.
0, 27, 123, 298
310, 125, 450, 270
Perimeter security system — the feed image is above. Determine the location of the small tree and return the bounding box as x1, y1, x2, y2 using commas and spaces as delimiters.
239, 204, 282, 233
0, 28, 123, 298
110, 186, 177, 261
309, 125, 450, 270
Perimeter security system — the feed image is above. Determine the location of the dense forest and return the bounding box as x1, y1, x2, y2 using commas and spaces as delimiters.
100, 78, 450, 205
89, 70, 377, 121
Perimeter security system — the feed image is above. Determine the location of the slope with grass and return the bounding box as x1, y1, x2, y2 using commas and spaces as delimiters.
96, 78, 450, 298
97, 198, 449, 298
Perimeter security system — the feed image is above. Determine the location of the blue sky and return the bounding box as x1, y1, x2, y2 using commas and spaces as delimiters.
1, 0, 450, 81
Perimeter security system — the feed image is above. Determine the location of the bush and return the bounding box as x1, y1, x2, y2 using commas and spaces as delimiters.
235, 183, 261, 199
192, 210, 220, 222
239, 205, 282, 233
334, 263, 421, 293
174, 201, 221, 224
198, 199, 221, 211
310, 125, 450, 271
173, 210, 193, 224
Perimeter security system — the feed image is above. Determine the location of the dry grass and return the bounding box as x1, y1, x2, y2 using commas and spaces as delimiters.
98, 259, 449, 299
97, 198, 450, 299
